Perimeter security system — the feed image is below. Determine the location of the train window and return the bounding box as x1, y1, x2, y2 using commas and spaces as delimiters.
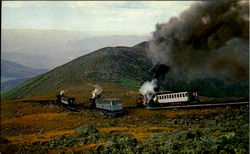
174, 94, 176, 98
164, 96, 166, 99
186, 93, 188, 97
180, 94, 182, 97
177, 94, 179, 98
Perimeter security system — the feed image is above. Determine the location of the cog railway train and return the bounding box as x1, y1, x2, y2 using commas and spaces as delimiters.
56, 90, 199, 110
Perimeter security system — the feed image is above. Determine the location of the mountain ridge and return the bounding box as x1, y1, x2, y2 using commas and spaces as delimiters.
1, 41, 248, 99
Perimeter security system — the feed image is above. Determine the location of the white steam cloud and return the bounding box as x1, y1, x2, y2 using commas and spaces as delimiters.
139, 79, 158, 96
92, 85, 103, 99
60, 90, 65, 95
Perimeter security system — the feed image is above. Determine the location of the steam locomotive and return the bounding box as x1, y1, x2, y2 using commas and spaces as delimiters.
56, 92, 76, 106
137, 90, 199, 108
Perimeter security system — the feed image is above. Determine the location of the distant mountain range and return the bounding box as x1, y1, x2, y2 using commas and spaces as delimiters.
1, 60, 48, 92
1, 41, 248, 99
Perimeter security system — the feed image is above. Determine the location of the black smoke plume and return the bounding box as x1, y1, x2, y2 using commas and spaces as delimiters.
149, 1, 249, 82
150, 64, 169, 92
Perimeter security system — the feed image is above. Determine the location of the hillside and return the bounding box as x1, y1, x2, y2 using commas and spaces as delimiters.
1, 42, 153, 99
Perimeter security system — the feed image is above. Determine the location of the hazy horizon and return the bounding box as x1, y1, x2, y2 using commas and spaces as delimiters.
1, 1, 195, 69
2, 29, 149, 69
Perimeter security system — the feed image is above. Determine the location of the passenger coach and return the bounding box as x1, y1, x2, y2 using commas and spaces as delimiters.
156, 91, 198, 104
137, 90, 199, 107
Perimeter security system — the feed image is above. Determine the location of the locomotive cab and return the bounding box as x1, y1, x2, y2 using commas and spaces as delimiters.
88, 95, 101, 109
189, 90, 199, 103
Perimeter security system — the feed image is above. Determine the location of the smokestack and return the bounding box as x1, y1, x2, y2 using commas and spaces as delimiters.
149, 1, 249, 82
92, 85, 103, 99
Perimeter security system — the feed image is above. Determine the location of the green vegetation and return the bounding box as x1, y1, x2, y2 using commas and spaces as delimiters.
16, 125, 110, 153
2, 107, 248, 153
113, 77, 141, 88
94, 107, 249, 153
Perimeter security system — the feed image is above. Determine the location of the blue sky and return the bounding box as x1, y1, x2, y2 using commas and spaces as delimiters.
2, 1, 195, 35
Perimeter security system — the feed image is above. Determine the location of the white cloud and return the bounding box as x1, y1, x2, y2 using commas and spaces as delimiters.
2, 1, 195, 35
67, 1, 126, 8
142, 1, 194, 9
3, 1, 46, 8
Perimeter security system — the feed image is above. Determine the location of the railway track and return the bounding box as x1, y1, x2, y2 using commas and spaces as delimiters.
147, 101, 249, 110
22, 99, 127, 116
22, 99, 249, 112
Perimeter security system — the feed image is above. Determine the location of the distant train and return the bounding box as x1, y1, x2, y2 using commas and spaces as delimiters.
56, 91, 76, 106
89, 95, 123, 112
137, 90, 199, 108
